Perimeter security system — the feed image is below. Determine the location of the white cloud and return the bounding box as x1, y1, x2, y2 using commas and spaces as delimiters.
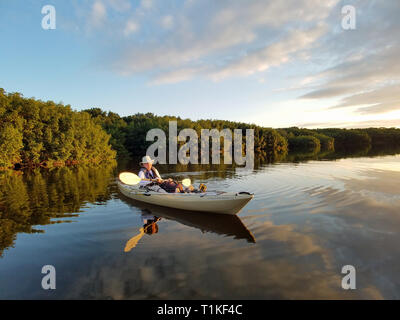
300, 45, 400, 115
78, 0, 400, 121
332, 84, 400, 115
124, 20, 139, 36
297, 0, 400, 115
90, 1, 107, 28
161, 15, 174, 29
210, 26, 326, 80
297, 119, 400, 129
114, 0, 336, 83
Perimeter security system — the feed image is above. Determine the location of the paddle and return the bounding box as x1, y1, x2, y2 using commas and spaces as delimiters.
124, 217, 161, 252
119, 172, 191, 188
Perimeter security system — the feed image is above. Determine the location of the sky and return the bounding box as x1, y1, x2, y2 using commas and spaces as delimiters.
0, 0, 399, 128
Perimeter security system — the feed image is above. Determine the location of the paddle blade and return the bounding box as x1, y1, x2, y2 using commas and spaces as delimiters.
119, 172, 141, 185
182, 178, 191, 188
124, 228, 144, 252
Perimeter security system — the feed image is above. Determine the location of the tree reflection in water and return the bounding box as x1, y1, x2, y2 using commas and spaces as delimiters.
0, 163, 116, 257
1, 146, 399, 257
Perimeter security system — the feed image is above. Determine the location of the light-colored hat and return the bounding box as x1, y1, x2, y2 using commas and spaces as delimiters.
140, 155, 155, 165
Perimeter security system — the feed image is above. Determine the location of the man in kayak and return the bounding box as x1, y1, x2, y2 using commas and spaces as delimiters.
138, 155, 186, 193
138, 155, 206, 193
138, 155, 162, 186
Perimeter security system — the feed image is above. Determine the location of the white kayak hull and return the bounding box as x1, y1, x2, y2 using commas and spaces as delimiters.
117, 180, 254, 215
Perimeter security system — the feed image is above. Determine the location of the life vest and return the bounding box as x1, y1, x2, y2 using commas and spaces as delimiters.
139, 167, 159, 180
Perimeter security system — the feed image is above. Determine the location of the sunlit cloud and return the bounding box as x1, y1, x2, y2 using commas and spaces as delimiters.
111, 0, 337, 82
331, 84, 400, 115
296, 118, 400, 129
210, 26, 327, 81
298, 1, 400, 117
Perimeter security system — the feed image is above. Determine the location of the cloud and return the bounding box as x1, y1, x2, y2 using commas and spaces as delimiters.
298, 1, 400, 115
124, 20, 139, 36
75, 0, 400, 121
331, 84, 400, 115
113, 0, 336, 82
300, 46, 400, 100
161, 15, 174, 29
210, 25, 327, 80
127, 26, 326, 84
296, 119, 400, 129
89, 1, 107, 28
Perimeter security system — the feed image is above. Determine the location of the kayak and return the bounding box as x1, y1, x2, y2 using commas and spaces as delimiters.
119, 195, 256, 242
117, 180, 254, 215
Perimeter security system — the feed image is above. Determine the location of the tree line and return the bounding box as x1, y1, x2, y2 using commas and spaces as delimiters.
1, 88, 400, 169
84, 108, 400, 160
0, 89, 116, 169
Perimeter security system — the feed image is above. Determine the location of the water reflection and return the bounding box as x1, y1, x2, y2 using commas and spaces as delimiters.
0, 164, 116, 257
1, 150, 400, 299
282, 145, 400, 163
124, 211, 161, 252
120, 195, 256, 249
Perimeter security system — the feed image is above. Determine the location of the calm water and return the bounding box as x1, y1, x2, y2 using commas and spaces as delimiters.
1, 152, 400, 299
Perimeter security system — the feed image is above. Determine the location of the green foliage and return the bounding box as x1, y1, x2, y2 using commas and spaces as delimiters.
83, 108, 130, 157
312, 133, 334, 150
0, 124, 23, 168
279, 127, 334, 151
316, 128, 371, 150
287, 135, 321, 151
364, 128, 400, 147
84, 111, 289, 158
84, 109, 400, 159
0, 89, 116, 168
2, 88, 400, 167
0, 89, 24, 168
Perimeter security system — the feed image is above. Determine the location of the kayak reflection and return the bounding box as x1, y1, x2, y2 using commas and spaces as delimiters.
120, 195, 256, 249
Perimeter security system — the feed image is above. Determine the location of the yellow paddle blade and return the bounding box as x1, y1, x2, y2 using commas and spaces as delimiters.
182, 178, 191, 188
119, 172, 141, 185
124, 228, 144, 252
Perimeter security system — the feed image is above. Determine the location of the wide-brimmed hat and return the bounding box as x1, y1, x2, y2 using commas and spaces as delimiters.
140, 155, 155, 165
